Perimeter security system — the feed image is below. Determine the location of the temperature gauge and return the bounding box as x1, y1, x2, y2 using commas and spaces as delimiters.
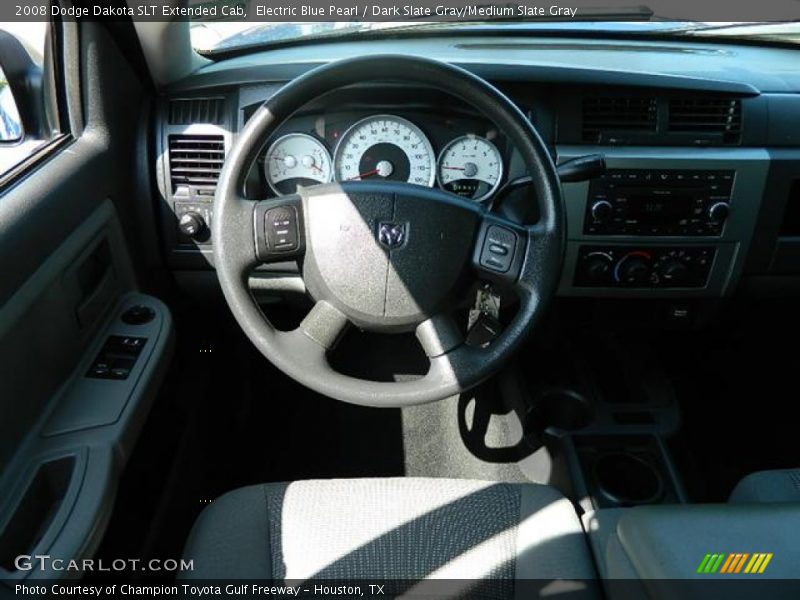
437, 135, 503, 202
265, 133, 332, 195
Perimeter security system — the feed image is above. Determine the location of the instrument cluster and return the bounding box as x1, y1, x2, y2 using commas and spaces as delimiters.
258, 112, 505, 203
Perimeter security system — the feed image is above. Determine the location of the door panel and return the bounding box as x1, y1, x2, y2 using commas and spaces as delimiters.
0, 200, 136, 465
0, 21, 172, 579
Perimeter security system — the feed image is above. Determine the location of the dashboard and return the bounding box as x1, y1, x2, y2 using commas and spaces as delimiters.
154, 35, 800, 303
244, 105, 508, 203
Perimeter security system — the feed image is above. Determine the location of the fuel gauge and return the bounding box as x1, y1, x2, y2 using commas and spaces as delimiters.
265, 133, 332, 195
437, 135, 503, 202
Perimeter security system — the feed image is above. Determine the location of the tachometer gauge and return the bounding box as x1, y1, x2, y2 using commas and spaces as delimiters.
265, 133, 332, 195
333, 115, 435, 187
437, 135, 503, 202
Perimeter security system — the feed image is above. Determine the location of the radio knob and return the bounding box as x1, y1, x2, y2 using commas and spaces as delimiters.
590, 200, 613, 223
708, 202, 730, 223
659, 259, 689, 285
616, 252, 651, 285
178, 211, 206, 239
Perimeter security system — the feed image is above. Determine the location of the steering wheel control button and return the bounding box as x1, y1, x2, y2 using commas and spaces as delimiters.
121, 305, 156, 325
265, 206, 299, 252
480, 225, 517, 273
85, 335, 147, 380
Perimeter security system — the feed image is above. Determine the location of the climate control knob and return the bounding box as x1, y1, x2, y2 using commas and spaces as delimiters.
178, 211, 206, 239
659, 258, 689, 285
584, 252, 613, 283
615, 252, 651, 285
708, 202, 730, 223
590, 200, 613, 223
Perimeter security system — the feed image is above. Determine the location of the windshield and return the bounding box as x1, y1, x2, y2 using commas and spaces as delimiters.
188, 2, 800, 54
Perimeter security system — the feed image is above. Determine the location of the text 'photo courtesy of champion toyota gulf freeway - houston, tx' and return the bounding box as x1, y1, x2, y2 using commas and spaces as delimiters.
1, 1, 800, 599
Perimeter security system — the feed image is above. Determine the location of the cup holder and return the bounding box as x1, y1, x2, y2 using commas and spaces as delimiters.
532, 388, 594, 431
593, 451, 664, 505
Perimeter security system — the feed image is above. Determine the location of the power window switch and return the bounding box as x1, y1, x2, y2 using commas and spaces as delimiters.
108, 358, 135, 379
87, 362, 110, 378
109, 368, 130, 379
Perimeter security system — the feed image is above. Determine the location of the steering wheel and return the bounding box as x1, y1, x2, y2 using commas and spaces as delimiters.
213, 55, 563, 407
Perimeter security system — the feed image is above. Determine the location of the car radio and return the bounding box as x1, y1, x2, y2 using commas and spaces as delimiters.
584, 169, 735, 236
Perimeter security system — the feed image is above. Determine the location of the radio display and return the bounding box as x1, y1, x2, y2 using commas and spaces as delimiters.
626, 194, 694, 224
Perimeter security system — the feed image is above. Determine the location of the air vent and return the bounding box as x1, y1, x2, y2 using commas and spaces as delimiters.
168, 135, 225, 192
668, 97, 742, 143
582, 96, 657, 142
169, 98, 226, 125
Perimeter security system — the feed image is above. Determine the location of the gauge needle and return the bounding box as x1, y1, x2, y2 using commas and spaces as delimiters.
442, 166, 465, 171
347, 168, 379, 181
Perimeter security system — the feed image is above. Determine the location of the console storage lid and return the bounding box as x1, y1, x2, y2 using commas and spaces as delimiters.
585, 504, 800, 598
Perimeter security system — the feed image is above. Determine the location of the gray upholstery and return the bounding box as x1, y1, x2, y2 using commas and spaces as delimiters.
182, 478, 597, 589
586, 504, 800, 584
582, 510, 642, 581
729, 469, 800, 503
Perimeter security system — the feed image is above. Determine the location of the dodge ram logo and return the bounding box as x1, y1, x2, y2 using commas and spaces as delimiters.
377, 222, 406, 249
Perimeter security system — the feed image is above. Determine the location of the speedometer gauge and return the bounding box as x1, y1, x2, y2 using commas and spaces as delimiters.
265, 133, 332, 195
437, 135, 503, 202
333, 115, 435, 187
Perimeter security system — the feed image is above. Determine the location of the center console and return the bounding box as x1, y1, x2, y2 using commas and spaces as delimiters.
557, 148, 770, 298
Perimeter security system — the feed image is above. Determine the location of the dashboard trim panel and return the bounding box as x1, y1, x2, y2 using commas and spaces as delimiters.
557, 145, 770, 297
153, 38, 800, 299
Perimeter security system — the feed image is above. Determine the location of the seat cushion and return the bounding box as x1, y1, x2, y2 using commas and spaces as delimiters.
729, 469, 800, 503
182, 477, 596, 587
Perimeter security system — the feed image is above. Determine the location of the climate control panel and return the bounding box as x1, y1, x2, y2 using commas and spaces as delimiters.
575, 246, 715, 288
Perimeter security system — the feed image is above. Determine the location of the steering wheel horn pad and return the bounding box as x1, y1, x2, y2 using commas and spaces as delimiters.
213, 55, 564, 407
297, 182, 483, 332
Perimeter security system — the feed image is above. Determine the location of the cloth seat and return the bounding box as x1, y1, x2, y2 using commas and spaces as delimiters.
182, 477, 598, 593
729, 468, 800, 503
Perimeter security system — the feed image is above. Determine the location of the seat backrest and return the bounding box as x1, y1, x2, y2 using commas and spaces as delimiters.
729, 469, 800, 503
